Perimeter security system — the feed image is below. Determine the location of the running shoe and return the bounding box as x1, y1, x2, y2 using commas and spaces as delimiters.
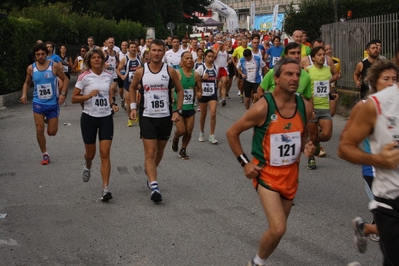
179, 148, 189, 160
226, 93, 230, 99
352, 217, 367, 253
369, 234, 380, 242
315, 142, 321, 156
221, 99, 226, 106
209, 134, 218, 144
237, 91, 241, 96
369, 220, 379, 242
121, 99, 125, 109
61, 101, 67, 107
347, 262, 362, 266
240, 95, 244, 103
197, 105, 201, 111
127, 119, 133, 127
133, 116, 139, 125
101, 188, 113, 202
82, 163, 91, 182
307, 157, 316, 170
247, 259, 262, 266
318, 146, 327, 157
149, 182, 162, 203
172, 138, 179, 152
41, 154, 50, 165
198, 132, 205, 142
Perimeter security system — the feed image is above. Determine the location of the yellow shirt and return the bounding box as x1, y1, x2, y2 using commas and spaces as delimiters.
232, 46, 251, 59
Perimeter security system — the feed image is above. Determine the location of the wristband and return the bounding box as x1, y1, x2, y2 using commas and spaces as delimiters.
237, 153, 250, 167
111, 102, 118, 107
130, 103, 137, 109
61, 92, 66, 96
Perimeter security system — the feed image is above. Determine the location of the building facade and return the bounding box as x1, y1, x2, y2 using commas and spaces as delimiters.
219, 0, 302, 29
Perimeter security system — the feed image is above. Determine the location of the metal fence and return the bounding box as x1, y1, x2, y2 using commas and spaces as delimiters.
321, 13, 399, 89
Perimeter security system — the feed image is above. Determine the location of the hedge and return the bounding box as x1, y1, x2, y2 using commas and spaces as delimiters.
0, 16, 44, 95
0, 3, 146, 95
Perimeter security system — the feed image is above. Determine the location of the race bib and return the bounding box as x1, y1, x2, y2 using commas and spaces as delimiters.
62, 65, 69, 72
270, 131, 301, 166
37, 83, 53, 100
144, 91, 168, 114
202, 82, 215, 96
108, 66, 115, 72
314, 80, 330, 97
128, 71, 134, 82
272, 57, 280, 65
183, 89, 194, 105
91, 93, 110, 114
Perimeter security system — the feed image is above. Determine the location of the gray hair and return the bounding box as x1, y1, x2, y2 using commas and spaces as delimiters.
274, 58, 300, 78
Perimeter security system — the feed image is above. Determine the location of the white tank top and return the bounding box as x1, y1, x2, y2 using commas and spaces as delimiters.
369, 84, 399, 207
141, 63, 172, 118
214, 50, 228, 68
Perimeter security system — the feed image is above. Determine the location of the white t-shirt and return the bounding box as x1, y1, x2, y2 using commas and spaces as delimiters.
103, 46, 120, 53
237, 56, 265, 83
163, 49, 184, 69
75, 70, 113, 117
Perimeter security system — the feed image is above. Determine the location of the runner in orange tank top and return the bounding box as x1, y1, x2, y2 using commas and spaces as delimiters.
227, 58, 315, 266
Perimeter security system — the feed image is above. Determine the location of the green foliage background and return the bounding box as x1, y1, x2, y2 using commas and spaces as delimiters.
0, 17, 44, 95
284, 0, 398, 41
1, 3, 147, 94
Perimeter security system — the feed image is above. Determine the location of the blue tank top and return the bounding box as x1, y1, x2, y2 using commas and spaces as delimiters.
32, 61, 58, 105
362, 138, 375, 178
124, 55, 142, 89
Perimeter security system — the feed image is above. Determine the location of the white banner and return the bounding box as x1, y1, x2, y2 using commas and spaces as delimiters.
207, 0, 238, 32
272, 4, 279, 30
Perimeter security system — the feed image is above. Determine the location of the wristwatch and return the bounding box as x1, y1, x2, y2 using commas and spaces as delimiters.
174, 109, 182, 115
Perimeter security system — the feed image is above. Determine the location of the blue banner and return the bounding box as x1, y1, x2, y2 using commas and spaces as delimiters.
254, 14, 284, 31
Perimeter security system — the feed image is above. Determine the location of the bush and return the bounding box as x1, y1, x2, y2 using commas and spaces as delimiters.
11, 3, 147, 45
0, 3, 146, 94
0, 16, 44, 94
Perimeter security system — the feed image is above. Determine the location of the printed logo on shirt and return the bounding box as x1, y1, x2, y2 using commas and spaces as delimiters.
386, 116, 398, 129
284, 122, 292, 130
281, 134, 292, 143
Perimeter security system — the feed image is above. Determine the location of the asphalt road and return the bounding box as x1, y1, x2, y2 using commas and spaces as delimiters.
0, 77, 381, 266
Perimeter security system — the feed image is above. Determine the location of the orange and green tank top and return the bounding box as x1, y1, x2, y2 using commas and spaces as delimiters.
251, 93, 307, 167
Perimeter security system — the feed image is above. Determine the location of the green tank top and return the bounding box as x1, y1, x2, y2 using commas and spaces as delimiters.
307, 65, 331, 109
173, 68, 196, 111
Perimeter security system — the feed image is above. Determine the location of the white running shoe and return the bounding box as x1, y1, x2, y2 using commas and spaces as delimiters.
198, 132, 205, 142
209, 134, 218, 144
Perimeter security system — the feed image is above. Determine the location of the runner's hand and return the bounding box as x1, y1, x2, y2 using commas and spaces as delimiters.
379, 142, 399, 169
243, 162, 262, 179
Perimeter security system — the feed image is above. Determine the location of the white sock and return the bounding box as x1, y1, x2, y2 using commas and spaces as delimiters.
253, 254, 267, 265
43, 152, 48, 156
150, 181, 158, 188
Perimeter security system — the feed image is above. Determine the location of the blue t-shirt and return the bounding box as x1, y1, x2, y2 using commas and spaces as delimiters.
47, 54, 62, 63
266, 46, 284, 68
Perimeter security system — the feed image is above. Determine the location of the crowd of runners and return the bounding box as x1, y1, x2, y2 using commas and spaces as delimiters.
19, 28, 399, 265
